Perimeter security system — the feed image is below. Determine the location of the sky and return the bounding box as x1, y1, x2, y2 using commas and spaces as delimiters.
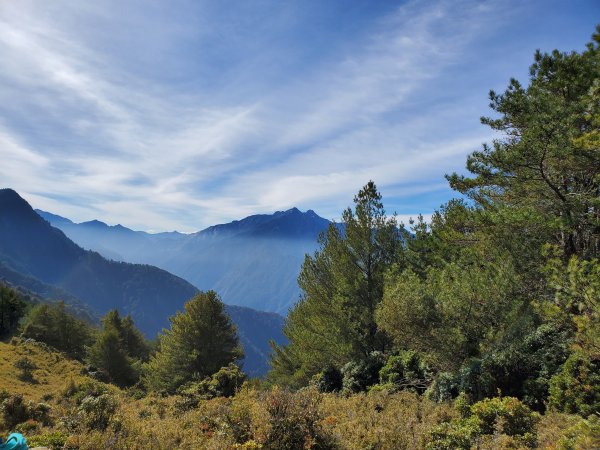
0, 0, 598, 232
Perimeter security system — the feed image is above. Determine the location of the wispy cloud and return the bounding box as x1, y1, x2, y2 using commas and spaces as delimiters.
0, 0, 597, 230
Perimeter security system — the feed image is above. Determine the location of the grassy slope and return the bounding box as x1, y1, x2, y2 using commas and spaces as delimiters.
0, 340, 91, 402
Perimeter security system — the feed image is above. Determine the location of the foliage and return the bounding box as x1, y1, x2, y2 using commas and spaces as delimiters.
378, 350, 432, 394
77, 393, 118, 431
88, 310, 148, 387
0, 394, 52, 430
270, 181, 402, 386
262, 388, 336, 450
341, 351, 386, 394
427, 396, 539, 449
310, 365, 343, 393
88, 329, 137, 387
0, 283, 28, 339
546, 253, 600, 358
145, 290, 243, 393
548, 351, 600, 417
177, 363, 246, 408
26, 431, 69, 449
20, 301, 93, 359
14, 357, 37, 382
447, 30, 600, 260
378, 251, 519, 371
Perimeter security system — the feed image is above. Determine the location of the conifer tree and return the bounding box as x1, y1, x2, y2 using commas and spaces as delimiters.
88, 309, 148, 387
270, 181, 402, 386
145, 291, 243, 393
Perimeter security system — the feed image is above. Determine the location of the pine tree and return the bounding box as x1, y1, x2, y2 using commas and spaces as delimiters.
88, 329, 137, 387
88, 309, 148, 387
270, 181, 402, 386
145, 291, 243, 393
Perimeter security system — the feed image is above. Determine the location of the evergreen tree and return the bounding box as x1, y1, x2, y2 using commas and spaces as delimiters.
145, 291, 243, 393
21, 301, 93, 359
270, 181, 402, 386
88, 328, 137, 387
447, 28, 600, 261
0, 284, 27, 339
88, 309, 148, 387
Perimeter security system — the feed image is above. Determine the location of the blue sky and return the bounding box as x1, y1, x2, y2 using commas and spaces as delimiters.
0, 0, 598, 232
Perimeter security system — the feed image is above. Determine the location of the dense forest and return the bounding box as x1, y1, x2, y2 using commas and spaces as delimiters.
0, 28, 599, 449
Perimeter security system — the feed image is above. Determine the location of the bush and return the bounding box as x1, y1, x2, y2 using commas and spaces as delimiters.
263, 388, 336, 450
379, 351, 431, 394
1, 394, 29, 429
63, 379, 109, 405
341, 351, 386, 393
27, 431, 70, 449
77, 393, 117, 430
548, 351, 600, 417
425, 372, 459, 403
14, 356, 37, 382
176, 364, 247, 411
427, 396, 538, 449
555, 414, 600, 449
311, 365, 343, 393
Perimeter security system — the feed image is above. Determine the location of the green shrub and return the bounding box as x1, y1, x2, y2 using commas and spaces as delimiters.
427, 396, 538, 449
311, 365, 343, 393
470, 396, 538, 437
425, 372, 459, 403
176, 364, 247, 411
379, 351, 431, 394
77, 393, 117, 430
548, 351, 600, 417
14, 356, 37, 382
555, 414, 600, 449
341, 351, 385, 393
63, 379, 109, 405
27, 431, 70, 449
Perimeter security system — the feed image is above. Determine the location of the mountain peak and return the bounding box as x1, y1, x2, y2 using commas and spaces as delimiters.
0, 189, 43, 222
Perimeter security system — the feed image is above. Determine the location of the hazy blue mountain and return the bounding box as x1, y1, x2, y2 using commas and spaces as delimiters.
2, 189, 285, 376
37, 205, 331, 314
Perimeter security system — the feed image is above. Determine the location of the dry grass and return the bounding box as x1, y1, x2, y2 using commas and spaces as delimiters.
0, 340, 92, 403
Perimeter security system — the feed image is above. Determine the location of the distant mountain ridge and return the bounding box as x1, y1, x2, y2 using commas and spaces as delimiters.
0, 189, 285, 376
36, 203, 331, 314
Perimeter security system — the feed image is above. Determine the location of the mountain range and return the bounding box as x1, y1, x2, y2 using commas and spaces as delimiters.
0, 189, 286, 376
36, 205, 331, 314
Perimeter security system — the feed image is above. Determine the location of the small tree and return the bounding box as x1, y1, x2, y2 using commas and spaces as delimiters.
145, 291, 243, 393
88, 329, 137, 387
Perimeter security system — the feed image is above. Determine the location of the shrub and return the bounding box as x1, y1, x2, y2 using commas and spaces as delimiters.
176, 364, 247, 411
379, 351, 431, 394
341, 351, 386, 393
14, 356, 37, 382
311, 365, 343, 393
426, 372, 459, 403
555, 414, 600, 449
427, 396, 538, 449
548, 351, 600, 417
63, 379, 109, 405
27, 431, 70, 449
1, 394, 29, 429
77, 393, 118, 430
263, 388, 336, 450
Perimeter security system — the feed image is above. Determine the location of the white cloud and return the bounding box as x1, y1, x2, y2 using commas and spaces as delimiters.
0, 0, 569, 231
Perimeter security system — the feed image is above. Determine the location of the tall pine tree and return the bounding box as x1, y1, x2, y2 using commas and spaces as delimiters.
269, 181, 402, 387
